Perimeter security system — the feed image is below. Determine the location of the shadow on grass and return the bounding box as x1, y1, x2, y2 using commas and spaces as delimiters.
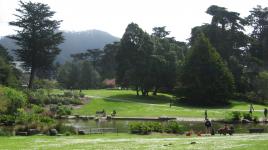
104, 94, 172, 105
172, 100, 233, 109
104, 93, 236, 110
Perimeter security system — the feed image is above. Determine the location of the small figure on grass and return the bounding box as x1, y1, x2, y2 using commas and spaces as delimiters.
249, 104, 254, 115
264, 108, 268, 121
111, 110, 116, 116
204, 110, 208, 120
204, 118, 212, 134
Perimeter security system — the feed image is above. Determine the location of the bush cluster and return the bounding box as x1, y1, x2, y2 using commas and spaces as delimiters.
26, 90, 83, 106
0, 86, 27, 115
224, 111, 259, 123
49, 105, 72, 116
129, 121, 183, 135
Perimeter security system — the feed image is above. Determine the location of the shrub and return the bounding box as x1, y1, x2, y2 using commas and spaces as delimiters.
0, 115, 16, 125
146, 122, 163, 132
58, 105, 72, 116
54, 123, 76, 135
225, 111, 241, 122
243, 113, 252, 121
39, 116, 55, 124
31, 104, 44, 114
129, 121, 184, 134
165, 121, 183, 134
79, 92, 85, 98
0, 129, 13, 136
0, 86, 27, 115
63, 91, 73, 97
129, 122, 151, 135
50, 105, 72, 116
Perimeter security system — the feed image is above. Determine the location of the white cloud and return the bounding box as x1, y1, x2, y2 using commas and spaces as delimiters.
0, 0, 267, 41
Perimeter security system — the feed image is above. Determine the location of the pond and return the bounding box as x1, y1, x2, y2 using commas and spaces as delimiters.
1, 119, 268, 135
62, 119, 268, 133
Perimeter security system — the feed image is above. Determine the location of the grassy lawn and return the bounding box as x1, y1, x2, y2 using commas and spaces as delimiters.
0, 133, 268, 149
71, 89, 268, 119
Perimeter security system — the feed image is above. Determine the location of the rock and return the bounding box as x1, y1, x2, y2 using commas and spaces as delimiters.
78, 130, 86, 135
67, 115, 77, 119
16, 132, 28, 136
49, 129, 58, 136
242, 119, 251, 124
28, 129, 38, 135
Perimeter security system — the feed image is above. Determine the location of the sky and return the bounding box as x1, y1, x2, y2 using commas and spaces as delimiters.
0, 0, 268, 41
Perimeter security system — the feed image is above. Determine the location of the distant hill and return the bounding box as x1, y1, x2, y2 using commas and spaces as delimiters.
0, 30, 120, 63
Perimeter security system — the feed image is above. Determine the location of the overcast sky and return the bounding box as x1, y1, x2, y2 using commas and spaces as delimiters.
0, 0, 267, 41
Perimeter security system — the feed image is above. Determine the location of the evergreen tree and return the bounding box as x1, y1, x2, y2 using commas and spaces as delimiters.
116, 23, 154, 96
180, 33, 234, 105
9, 1, 64, 88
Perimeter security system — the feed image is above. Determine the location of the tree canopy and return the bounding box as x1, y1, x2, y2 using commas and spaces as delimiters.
181, 33, 234, 105
9, 1, 64, 88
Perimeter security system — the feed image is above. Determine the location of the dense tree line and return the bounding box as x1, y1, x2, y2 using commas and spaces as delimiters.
2, 1, 268, 106
0, 44, 19, 87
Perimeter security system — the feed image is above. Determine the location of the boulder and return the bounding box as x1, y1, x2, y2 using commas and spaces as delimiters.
78, 130, 86, 135
28, 129, 39, 135
16, 132, 28, 136
242, 119, 252, 124
49, 129, 58, 136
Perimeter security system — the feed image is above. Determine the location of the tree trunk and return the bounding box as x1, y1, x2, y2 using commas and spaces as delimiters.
141, 89, 146, 96
153, 88, 158, 96
136, 86, 139, 96
28, 66, 36, 88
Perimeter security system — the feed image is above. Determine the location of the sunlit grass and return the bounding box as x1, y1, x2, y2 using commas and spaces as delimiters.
0, 133, 268, 149
68, 89, 268, 119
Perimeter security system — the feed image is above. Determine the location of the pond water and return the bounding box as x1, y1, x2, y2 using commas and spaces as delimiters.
1, 119, 268, 135
62, 119, 268, 133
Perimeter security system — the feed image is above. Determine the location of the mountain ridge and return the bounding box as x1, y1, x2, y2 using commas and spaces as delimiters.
0, 29, 120, 63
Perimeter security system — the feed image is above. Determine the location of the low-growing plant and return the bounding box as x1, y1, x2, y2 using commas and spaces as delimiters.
0, 115, 16, 125
49, 105, 72, 116
0, 129, 13, 136
129, 122, 151, 135
31, 104, 44, 114
243, 113, 253, 121
165, 121, 183, 134
129, 121, 184, 135
146, 122, 163, 132
63, 91, 73, 97
225, 111, 242, 122
0, 86, 27, 115
54, 123, 76, 135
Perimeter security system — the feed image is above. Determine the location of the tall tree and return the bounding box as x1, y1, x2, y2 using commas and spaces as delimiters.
9, 1, 64, 88
116, 23, 154, 96
181, 33, 234, 105
190, 5, 249, 93
100, 42, 120, 79
247, 5, 268, 66
150, 27, 184, 95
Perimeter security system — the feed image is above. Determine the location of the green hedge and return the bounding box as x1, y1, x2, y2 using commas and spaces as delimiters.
129, 121, 183, 135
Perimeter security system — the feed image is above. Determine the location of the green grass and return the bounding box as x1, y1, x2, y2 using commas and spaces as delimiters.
0, 133, 268, 149
71, 89, 268, 119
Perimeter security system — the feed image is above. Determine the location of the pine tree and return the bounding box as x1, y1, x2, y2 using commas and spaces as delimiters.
9, 1, 64, 88
181, 33, 234, 105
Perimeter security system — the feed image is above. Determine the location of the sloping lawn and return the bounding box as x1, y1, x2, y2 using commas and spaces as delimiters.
72, 89, 267, 119
0, 133, 268, 150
